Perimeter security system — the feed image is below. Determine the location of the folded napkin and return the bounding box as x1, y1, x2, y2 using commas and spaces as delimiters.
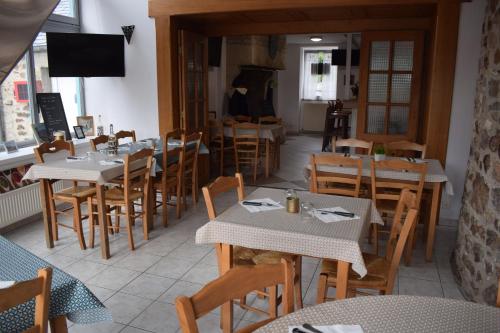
399, 157, 425, 164
289, 325, 363, 333
240, 198, 284, 213
0, 281, 15, 289
313, 207, 359, 223
66, 156, 87, 162
99, 159, 124, 166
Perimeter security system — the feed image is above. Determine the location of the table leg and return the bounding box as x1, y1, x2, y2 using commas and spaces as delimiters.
96, 184, 110, 259
336, 260, 350, 299
426, 182, 442, 262
265, 139, 270, 178
39, 179, 54, 248
220, 244, 233, 332
49, 315, 68, 333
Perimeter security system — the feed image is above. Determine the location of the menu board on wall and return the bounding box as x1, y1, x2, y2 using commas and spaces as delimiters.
36, 93, 71, 141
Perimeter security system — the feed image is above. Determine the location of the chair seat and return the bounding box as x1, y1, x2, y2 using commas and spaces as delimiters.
376, 200, 398, 215
53, 186, 96, 200
250, 250, 297, 265
152, 175, 178, 189
91, 187, 143, 204
321, 253, 390, 288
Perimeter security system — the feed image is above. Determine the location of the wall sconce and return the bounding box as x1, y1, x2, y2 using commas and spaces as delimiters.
121, 25, 135, 44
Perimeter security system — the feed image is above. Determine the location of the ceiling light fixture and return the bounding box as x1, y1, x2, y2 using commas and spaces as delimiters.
310, 36, 323, 42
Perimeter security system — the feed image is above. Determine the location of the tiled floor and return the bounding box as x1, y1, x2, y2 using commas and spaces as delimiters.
3, 134, 464, 332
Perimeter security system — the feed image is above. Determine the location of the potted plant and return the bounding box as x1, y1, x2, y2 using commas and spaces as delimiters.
374, 146, 386, 161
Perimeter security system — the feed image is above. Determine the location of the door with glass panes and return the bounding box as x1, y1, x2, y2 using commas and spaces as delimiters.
357, 31, 424, 143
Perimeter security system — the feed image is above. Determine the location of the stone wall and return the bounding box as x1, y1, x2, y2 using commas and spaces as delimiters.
451, 0, 500, 305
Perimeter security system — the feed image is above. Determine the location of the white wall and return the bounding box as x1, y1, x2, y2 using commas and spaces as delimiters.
80, 0, 158, 139
440, 0, 486, 221
277, 44, 302, 133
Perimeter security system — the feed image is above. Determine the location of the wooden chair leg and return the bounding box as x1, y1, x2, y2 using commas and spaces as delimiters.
176, 185, 182, 219
316, 273, 328, 304
115, 206, 121, 233
106, 205, 114, 235
49, 198, 58, 241
192, 176, 198, 204
294, 256, 303, 309
404, 222, 417, 265
125, 204, 135, 251
182, 181, 188, 212
142, 194, 149, 241
268, 285, 278, 318
88, 198, 95, 249
373, 224, 379, 255
162, 190, 168, 227
73, 199, 86, 250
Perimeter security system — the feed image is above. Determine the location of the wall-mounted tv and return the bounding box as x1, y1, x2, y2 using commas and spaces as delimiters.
331, 49, 360, 66
47, 32, 125, 77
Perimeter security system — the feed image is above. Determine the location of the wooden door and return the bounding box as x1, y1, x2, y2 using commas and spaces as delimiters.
179, 30, 208, 133
357, 31, 424, 143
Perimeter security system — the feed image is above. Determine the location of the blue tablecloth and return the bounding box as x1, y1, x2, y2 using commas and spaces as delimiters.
0, 236, 111, 332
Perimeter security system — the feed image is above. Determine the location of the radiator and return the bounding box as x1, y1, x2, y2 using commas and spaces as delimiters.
0, 181, 63, 228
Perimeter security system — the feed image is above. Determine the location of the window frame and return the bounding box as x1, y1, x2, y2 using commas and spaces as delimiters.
300, 45, 339, 102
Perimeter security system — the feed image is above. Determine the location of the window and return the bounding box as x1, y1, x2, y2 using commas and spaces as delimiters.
301, 48, 338, 100
0, 0, 81, 146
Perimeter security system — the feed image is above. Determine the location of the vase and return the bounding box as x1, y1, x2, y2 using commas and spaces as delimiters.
374, 153, 386, 161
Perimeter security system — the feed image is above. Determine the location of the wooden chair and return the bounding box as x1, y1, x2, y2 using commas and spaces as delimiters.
384, 141, 427, 159
115, 130, 137, 144
181, 131, 203, 211
370, 159, 427, 263
258, 116, 282, 125
89, 135, 109, 152
88, 149, 154, 250
235, 115, 252, 123
332, 138, 373, 155
208, 119, 233, 176
34, 141, 95, 250
310, 154, 363, 198
152, 129, 184, 225
176, 259, 295, 333
202, 173, 303, 314
316, 189, 418, 303
0, 267, 52, 333
233, 122, 260, 183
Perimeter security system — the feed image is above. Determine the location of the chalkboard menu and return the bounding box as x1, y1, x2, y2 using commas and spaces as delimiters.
36, 93, 71, 141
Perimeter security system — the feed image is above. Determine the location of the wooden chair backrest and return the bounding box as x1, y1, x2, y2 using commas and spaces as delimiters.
202, 173, 245, 220
235, 115, 251, 123
332, 138, 373, 155
232, 122, 260, 162
34, 140, 75, 163
176, 260, 294, 333
385, 189, 418, 292
160, 129, 182, 181
208, 119, 223, 142
370, 159, 427, 209
123, 148, 154, 201
89, 135, 109, 152
310, 154, 363, 198
258, 116, 282, 125
384, 140, 427, 159
115, 130, 137, 144
0, 267, 52, 333
181, 131, 203, 174
222, 116, 238, 127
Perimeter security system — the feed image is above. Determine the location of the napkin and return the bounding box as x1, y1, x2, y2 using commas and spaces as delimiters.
313, 207, 359, 223
289, 325, 363, 333
239, 198, 284, 213
99, 159, 124, 166
66, 156, 87, 162
400, 157, 425, 163
0, 281, 15, 289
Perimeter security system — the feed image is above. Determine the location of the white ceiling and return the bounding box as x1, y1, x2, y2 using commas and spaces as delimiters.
285, 33, 361, 47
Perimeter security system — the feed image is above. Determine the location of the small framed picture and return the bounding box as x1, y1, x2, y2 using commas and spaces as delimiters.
4, 140, 18, 154
73, 126, 86, 139
77, 116, 94, 136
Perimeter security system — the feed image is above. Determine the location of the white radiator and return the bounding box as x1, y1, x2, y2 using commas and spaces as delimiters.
0, 181, 63, 228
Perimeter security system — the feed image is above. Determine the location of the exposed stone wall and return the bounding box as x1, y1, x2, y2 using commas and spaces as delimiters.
452, 0, 500, 305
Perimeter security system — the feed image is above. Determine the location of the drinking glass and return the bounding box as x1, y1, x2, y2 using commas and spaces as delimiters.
284, 189, 297, 199
300, 202, 315, 222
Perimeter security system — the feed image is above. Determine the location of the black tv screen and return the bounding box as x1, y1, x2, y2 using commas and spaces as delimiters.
331, 49, 360, 66
47, 32, 125, 77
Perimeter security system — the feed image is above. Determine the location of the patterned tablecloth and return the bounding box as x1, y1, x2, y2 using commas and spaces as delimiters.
223, 124, 284, 142
196, 187, 383, 277
255, 295, 500, 333
305, 154, 454, 195
0, 236, 111, 332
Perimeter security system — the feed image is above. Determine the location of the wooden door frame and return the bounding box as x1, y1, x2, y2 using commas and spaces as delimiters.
151, 0, 461, 164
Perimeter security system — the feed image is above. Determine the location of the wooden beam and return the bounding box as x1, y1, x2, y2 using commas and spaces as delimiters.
201, 17, 433, 36
149, 0, 440, 16
424, 0, 460, 163
155, 16, 180, 133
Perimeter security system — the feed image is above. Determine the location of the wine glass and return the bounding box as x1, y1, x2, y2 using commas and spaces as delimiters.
300, 202, 315, 222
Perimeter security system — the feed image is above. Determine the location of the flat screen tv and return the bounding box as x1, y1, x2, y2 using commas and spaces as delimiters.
47, 32, 125, 77
331, 49, 360, 66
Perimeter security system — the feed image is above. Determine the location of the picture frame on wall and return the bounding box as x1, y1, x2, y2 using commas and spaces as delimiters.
4, 140, 18, 154
73, 126, 86, 139
77, 116, 95, 136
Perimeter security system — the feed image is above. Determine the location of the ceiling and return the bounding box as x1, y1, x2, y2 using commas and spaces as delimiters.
285, 33, 362, 46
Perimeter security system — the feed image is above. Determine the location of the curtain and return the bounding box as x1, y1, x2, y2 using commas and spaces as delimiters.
302, 51, 338, 100
0, 0, 60, 84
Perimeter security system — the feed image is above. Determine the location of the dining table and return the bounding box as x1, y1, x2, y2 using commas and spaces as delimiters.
305, 153, 453, 262
195, 187, 383, 332
0, 236, 111, 332
254, 295, 500, 333
223, 124, 285, 178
